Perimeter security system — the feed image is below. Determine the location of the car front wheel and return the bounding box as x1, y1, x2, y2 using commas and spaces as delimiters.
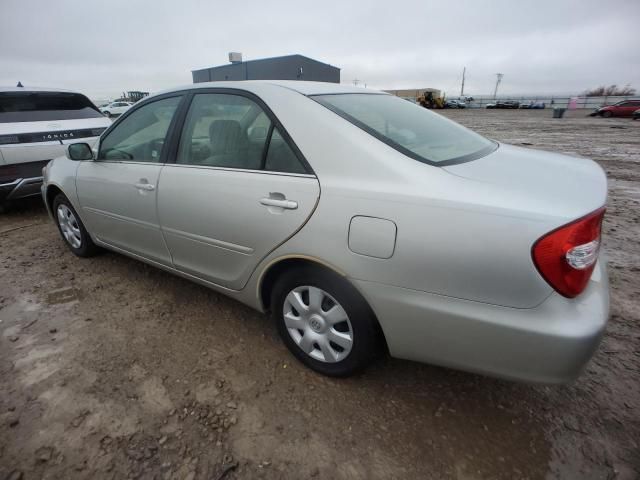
601, 111, 613, 118
53, 194, 100, 257
271, 266, 383, 377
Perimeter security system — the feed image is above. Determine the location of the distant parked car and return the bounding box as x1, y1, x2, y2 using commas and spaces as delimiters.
633, 109, 640, 120
590, 99, 640, 118
100, 101, 132, 118
445, 99, 467, 109
42, 80, 609, 382
486, 101, 519, 109
0, 86, 110, 212
520, 101, 546, 109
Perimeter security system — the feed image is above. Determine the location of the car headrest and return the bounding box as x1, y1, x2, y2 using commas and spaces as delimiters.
209, 119, 243, 154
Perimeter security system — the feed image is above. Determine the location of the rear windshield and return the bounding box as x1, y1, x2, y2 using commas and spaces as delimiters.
0, 92, 103, 123
313, 93, 496, 165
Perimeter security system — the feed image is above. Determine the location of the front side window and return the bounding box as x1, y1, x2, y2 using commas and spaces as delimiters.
98, 96, 181, 162
0, 91, 104, 123
313, 93, 496, 165
177, 93, 307, 174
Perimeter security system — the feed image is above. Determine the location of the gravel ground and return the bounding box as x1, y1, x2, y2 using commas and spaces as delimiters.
1, 109, 638, 480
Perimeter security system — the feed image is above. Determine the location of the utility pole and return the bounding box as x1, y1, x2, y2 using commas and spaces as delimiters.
353, 79, 361, 86
493, 73, 504, 99
460, 67, 466, 97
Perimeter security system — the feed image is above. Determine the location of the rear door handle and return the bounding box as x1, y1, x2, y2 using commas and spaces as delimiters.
260, 198, 298, 210
135, 183, 155, 191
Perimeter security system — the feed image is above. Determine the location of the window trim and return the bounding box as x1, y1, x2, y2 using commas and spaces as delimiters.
161, 162, 316, 179
310, 93, 498, 167
165, 88, 315, 175
96, 92, 189, 164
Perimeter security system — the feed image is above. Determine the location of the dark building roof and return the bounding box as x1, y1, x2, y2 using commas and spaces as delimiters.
192, 54, 340, 84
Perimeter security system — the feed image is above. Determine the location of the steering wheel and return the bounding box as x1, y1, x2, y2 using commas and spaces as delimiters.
103, 148, 133, 160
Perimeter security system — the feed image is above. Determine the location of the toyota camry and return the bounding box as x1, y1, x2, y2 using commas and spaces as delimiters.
41, 81, 609, 383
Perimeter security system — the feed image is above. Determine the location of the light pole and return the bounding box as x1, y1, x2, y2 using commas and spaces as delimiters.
493, 73, 504, 99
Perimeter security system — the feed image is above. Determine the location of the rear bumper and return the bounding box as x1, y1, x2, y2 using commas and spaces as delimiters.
0, 176, 44, 203
354, 261, 609, 384
0, 159, 52, 204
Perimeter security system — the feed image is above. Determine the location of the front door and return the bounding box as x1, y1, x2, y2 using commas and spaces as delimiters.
157, 92, 320, 289
76, 95, 183, 265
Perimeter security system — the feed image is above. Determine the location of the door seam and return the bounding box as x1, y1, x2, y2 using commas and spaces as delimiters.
156, 164, 176, 265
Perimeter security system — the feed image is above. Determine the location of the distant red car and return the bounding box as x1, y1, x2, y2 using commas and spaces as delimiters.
591, 99, 640, 118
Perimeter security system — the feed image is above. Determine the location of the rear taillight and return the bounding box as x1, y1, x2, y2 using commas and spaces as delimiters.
532, 207, 605, 298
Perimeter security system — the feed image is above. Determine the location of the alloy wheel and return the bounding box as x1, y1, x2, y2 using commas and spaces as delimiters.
283, 285, 354, 363
57, 204, 82, 249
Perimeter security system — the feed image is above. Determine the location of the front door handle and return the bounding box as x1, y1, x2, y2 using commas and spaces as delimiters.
260, 198, 298, 210
135, 182, 155, 191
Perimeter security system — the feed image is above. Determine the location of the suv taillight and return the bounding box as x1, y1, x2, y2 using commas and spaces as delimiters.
532, 207, 605, 298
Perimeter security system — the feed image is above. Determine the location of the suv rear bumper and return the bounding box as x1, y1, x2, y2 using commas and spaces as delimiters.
0, 159, 51, 204
0, 176, 44, 203
353, 260, 609, 384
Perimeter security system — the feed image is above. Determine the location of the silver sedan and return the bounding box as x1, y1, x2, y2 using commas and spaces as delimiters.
41, 81, 609, 383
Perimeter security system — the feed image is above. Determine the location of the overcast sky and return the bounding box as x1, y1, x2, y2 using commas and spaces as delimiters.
1, 0, 638, 100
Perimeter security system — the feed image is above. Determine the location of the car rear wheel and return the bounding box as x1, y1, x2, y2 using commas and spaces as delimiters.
271, 266, 383, 377
53, 194, 100, 257
601, 111, 613, 118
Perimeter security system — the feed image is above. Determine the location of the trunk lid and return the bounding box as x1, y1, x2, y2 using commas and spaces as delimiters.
442, 143, 607, 220
0, 117, 110, 166
0, 117, 110, 135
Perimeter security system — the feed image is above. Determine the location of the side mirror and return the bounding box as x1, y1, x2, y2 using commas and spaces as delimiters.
67, 142, 93, 161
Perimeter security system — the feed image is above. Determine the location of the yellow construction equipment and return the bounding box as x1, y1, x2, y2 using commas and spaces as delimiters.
418, 91, 445, 109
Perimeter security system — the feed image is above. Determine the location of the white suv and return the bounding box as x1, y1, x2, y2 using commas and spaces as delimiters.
0, 87, 111, 211
100, 101, 133, 117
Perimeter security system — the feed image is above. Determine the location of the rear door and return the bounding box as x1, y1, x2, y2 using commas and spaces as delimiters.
76, 94, 184, 265
157, 91, 319, 290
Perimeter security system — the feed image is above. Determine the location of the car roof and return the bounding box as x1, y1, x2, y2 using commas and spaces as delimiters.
0, 86, 80, 94
155, 80, 386, 97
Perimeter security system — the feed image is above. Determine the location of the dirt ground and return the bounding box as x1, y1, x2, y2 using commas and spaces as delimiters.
1, 110, 638, 480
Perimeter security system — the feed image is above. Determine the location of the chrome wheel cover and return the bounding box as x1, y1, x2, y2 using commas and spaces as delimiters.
283, 285, 353, 363
57, 204, 82, 249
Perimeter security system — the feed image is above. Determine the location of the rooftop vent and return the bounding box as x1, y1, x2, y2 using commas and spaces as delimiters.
228, 52, 242, 64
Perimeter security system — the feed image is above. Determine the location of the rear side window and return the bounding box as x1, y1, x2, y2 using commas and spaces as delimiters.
177, 93, 308, 174
0, 92, 103, 123
313, 93, 496, 165
265, 128, 306, 174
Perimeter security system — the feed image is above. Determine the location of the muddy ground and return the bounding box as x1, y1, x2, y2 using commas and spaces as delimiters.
1, 109, 638, 480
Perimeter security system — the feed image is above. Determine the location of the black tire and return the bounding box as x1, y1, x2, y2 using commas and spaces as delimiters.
104, 111, 111, 118
52, 193, 101, 257
271, 266, 383, 377
601, 111, 613, 118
